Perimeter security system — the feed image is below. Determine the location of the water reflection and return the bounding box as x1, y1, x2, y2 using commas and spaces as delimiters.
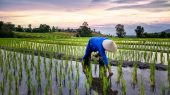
83, 63, 118, 95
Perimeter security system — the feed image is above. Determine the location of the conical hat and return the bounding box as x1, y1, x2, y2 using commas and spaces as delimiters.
102, 40, 117, 52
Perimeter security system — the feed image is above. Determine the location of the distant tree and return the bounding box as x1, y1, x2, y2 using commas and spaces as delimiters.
28, 24, 32, 32
0, 21, 15, 37
115, 24, 126, 38
6, 22, 15, 31
167, 33, 170, 37
66, 28, 70, 32
93, 29, 96, 32
16, 25, 24, 32
82, 21, 88, 27
160, 32, 167, 38
32, 28, 40, 32
52, 26, 56, 32
55, 27, 59, 32
58, 29, 61, 32
135, 26, 144, 38
143, 32, 170, 38
76, 22, 92, 37
153, 33, 159, 38
0, 21, 3, 30
39, 24, 50, 32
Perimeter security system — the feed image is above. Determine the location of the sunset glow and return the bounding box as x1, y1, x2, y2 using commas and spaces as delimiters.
0, 0, 170, 34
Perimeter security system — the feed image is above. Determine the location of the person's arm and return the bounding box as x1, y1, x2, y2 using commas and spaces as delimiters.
98, 48, 108, 67
99, 48, 113, 76
83, 42, 92, 60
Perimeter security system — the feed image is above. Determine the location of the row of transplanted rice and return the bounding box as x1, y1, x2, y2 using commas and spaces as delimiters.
14, 32, 75, 39
0, 38, 169, 64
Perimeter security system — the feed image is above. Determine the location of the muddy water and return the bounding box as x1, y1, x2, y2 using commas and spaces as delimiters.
91, 64, 169, 95
0, 50, 169, 95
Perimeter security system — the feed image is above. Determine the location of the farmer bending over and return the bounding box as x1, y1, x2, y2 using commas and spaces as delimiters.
83, 37, 117, 76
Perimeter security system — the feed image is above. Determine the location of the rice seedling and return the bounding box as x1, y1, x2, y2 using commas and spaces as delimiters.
19, 61, 22, 82
76, 59, 80, 72
35, 62, 41, 88
70, 58, 74, 80
49, 52, 53, 75
150, 60, 155, 90
94, 91, 99, 95
58, 84, 63, 95
121, 78, 126, 95
59, 62, 63, 86
87, 65, 92, 87
143, 50, 147, 63
26, 67, 31, 93
140, 77, 145, 95
67, 79, 72, 92
32, 84, 36, 95
103, 76, 108, 95
74, 72, 79, 88
167, 50, 170, 89
116, 59, 123, 84
8, 71, 13, 95
5, 61, 9, 80
84, 79, 88, 94
131, 62, 137, 87
76, 67, 80, 86
15, 75, 19, 95
67, 66, 71, 80
31, 51, 35, 70
12, 53, 17, 75
45, 83, 49, 95
75, 88, 79, 95
23, 53, 27, 70
161, 84, 165, 95
65, 54, 69, 72
63, 70, 66, 87
160, 50, 164, 64
47, 73, 53, 95
55, 62, 58, 85
99, 66, 104, 79
155, 47, 158, 63
0, 80, 4, 95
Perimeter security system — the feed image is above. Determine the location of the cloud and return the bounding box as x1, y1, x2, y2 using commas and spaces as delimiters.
113, 0, 149, 3
107, 0, 170, 12
0, 0, 91, 12
0, 0, 169, 32
1, 0, 170, 12
91, 0, 110, 2
0, 15, 31, 19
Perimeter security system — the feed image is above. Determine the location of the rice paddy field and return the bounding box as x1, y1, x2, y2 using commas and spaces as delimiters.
0, 33, 170, 95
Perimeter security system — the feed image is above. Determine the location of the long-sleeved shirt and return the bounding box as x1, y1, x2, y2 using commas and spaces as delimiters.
83, 37, 109, 66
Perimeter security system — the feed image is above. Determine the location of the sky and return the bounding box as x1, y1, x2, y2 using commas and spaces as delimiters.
0, 0, 170, 35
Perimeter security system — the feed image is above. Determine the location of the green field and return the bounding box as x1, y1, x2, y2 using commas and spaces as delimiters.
0, 32, 170, 95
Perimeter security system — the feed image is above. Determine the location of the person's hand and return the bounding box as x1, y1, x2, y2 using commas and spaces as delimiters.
109, 70, 113, 76
108, 68, 113, 77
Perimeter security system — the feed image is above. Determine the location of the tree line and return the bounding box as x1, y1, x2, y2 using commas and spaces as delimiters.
115, 24, 170, 38
0, 21, 102, 37
16, 24, 61, 32
0, 20, 169, 38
